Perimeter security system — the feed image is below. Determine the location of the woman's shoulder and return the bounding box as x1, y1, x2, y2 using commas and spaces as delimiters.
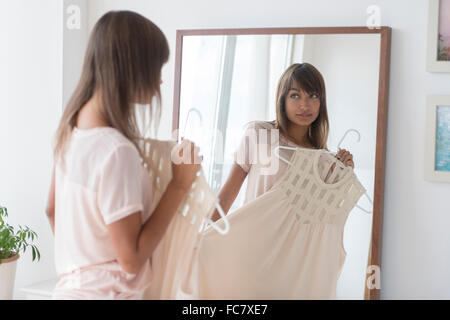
238, 120, 280, 147
59, 127, 141, 176
243, 120, 277, 131
102, 127, 135, 149
74, 126, 139, 157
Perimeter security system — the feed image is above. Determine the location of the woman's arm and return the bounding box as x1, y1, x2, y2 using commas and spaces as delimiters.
210, 163, 248, 222
45, 165, 56, 235
106, 139, 202, 275
106, 181, 194, 274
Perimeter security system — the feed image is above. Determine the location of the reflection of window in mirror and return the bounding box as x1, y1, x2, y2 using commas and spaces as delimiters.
181, 34, 307, 203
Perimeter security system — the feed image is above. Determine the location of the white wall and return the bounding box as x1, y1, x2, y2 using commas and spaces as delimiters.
302, 34, 380, 299
3, 0, 450, 300
301, 34, 380, 170
1, 0, 63, 299
87, 0, 450, 299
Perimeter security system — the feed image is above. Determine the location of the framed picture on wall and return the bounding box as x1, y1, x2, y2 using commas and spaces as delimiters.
425, 95, 450, 182
427, 0, 450, 72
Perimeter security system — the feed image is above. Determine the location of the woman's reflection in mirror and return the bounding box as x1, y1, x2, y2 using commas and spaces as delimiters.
211, 63, 355, 221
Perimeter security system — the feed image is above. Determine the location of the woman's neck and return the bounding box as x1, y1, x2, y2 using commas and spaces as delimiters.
285, 124, 313, 148
76, 92, 109, 129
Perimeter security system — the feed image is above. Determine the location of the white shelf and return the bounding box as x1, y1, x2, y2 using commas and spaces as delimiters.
21, 278, 58, 300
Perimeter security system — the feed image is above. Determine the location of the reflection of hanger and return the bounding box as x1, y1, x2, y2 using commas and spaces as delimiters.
335, 129, 372, 214
333, 128, 372, 214
337, 129, 361, 150
273, 129, 363, 162
181, 108, 230, 234
276, 130, 363, 161
319, 129, 362, 157
182, 107, 203, 142
273, 139, 373, 215
355, 193, 373, 214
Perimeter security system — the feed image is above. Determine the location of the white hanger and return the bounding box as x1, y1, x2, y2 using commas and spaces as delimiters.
181, 107, 230, 234
273, 129, 373, 215
355, 193, 373, 214
320, 129, 362, 157
273, 145, 299, 166
334, 129, 373, 214
203, 203, 230, 235
337, 129, 361, 150
181, 107, 203, 143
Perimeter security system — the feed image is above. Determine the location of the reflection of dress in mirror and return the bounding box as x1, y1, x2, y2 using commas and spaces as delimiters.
200, 63, 365, 299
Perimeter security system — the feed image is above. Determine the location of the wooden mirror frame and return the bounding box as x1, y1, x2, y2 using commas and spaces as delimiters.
172, 26, 391, 300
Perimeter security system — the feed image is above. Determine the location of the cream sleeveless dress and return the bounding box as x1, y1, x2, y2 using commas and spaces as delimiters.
197, 147, 366, 299
233, 120, 339, 204
138, 138, 218, 300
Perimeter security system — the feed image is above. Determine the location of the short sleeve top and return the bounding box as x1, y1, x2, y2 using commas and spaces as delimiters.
54, 126, 153, 282
233, 120, 338, 204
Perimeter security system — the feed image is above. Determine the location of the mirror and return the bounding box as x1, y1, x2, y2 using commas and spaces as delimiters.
173, 27, 391, 300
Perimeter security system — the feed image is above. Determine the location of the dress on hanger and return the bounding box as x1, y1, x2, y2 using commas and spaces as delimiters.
233, 120, 342, 204
197, 147, 366, 299
139, 138, 218, 300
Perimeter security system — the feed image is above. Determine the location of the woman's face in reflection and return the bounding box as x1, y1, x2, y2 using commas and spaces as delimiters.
284, 81, 321, 128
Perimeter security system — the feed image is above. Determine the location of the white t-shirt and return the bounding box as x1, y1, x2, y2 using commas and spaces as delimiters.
54, 126, 153, 294
233, 120, 337, 205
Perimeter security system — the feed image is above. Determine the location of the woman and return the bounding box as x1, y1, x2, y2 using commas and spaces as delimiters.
213, 63, 355, 220
45, 10, 201, 299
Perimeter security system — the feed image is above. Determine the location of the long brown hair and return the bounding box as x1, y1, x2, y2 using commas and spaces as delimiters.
53, 10, 169, 164
272, 63, 329, 150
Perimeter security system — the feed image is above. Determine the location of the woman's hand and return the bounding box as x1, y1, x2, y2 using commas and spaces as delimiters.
170, 138, 203, 191
335, 148, 354, 169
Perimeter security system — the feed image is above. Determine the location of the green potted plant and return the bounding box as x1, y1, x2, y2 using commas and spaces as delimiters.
0, 205, 40, 300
